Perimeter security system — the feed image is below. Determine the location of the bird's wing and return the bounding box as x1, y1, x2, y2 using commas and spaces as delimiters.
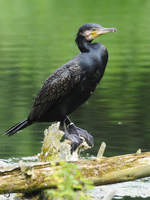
29, 59, 83, 120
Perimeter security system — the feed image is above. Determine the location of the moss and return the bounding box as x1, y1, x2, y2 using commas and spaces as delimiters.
43, 162, 93, 200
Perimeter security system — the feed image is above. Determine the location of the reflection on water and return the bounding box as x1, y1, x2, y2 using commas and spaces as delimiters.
0, 0, 150, 199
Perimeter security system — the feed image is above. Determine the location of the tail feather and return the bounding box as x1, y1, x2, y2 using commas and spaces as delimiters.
4, 119, 32, 136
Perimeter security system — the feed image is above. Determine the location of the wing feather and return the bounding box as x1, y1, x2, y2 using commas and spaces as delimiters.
29, 59, 82, 121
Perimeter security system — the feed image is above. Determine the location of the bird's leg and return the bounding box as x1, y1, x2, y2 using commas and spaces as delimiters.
59, 120, 66, 132
60, 116, 94, 153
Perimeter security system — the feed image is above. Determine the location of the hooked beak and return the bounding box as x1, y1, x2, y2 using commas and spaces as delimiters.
83, 26, 117, 41
89, 27, 117, 39
97, 27, 117, 35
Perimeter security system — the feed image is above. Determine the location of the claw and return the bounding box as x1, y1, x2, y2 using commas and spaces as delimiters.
62, 133, 83, 154
71, 139, 83, 154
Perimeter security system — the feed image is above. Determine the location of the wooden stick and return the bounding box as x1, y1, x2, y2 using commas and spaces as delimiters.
97, 142, 106, 158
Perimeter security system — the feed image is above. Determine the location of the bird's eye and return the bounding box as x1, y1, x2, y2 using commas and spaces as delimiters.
92, 28, 97, 31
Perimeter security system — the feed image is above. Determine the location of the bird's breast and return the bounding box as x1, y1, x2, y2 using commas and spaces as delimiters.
79, 45, 108, 93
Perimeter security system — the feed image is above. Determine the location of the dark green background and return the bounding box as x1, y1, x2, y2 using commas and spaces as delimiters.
0, 1, 150, 199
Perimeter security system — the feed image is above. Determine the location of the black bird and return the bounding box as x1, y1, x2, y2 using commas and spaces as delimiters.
5, 23, 116, 152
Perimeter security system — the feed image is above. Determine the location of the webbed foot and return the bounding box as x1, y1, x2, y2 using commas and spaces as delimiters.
60, 121, 94, 153
68, 123, 94, 147
60, 116, 94, 153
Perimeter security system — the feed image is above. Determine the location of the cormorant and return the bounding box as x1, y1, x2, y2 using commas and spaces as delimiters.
5, 23, 117, 152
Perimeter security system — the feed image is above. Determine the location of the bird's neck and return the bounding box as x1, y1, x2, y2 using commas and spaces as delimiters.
75, 35, 91, 53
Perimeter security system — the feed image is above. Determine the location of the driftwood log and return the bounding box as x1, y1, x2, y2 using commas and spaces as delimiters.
0, 123, 150, 195
1, 152, 150, 194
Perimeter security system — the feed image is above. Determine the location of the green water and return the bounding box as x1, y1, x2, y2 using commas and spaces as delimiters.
0, 0, 150, 199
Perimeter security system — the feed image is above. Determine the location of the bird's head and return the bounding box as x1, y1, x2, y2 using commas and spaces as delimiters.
76, 23, 117, 42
